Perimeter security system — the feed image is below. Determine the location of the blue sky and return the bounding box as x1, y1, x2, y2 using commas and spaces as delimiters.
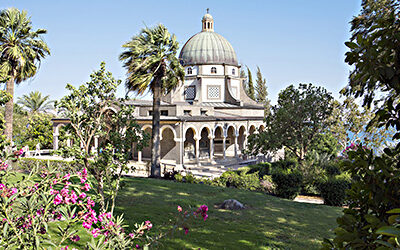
1, 0, 361, 104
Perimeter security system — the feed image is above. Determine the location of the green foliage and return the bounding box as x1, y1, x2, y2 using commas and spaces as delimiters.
56, 62, 148, 214
324, 147, 400, 249
316, 173, 351, 206
0, 8, 50, 140
120, 24, 184, 177
247, 83, 334, 162
255, 66, 271, 115
17, 157, 82, 174
219, 170, 261, 191
324, 1, 400, 248
271, 168, 303, 200
17, 91, 54, 114
375, 208, 400, 249
245, 162, 271, 178
328, 98, 396, 153
246, 67, 255, 100
20, 114, 53, 149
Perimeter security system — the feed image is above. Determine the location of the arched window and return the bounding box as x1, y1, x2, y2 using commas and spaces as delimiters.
208, 22, 210, 29
211, 67, 217, 74
232, 68, 235, 75
187, 67, 192, 75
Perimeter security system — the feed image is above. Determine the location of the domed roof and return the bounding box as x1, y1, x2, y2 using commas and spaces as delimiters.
179, 13, 238, 66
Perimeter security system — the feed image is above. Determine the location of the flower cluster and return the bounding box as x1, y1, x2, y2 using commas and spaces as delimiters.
0, 161, 8, 171
194, 205, 209, 221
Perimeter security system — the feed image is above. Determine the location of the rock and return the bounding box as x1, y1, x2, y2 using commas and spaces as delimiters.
219, 199, 245, 210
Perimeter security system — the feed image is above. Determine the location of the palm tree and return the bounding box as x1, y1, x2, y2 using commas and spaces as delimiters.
17, 91, 54, 114
119, 24, 184, 177
0, 8, 50, 143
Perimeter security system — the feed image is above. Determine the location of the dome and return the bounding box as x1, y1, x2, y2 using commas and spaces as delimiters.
179, 13, 238, 66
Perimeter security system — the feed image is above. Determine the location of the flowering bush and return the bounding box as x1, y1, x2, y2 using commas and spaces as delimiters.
0, 164, 208, 249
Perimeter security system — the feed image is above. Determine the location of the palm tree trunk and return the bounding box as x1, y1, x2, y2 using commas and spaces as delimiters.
4, 75, 14, 146
151, 80, 162, 178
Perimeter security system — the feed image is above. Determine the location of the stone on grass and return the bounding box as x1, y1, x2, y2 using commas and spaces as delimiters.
219, 199, 245, 210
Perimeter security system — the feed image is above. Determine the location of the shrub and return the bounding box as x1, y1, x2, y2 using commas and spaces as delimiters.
271, 169, 303, 199
219, 170, 261, 191
17, 157, 82, 174
271, 159, 297, 171
316, 174, 351, 206
174, 173, 183, 182
245, 162, 271, 178
322, 162, 341, 176
260, 175, 275, 194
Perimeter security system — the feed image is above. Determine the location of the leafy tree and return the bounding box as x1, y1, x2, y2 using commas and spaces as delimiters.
246, 66, 255, 100
324, 1, 400, 248
0, 90, 11, 158
247, 83, 334, 163
56, 62, 147, 213
255, 66, 271, 115
17, 91, 54, 114
119, 24, 184, 178
0, 8, 50, 142
328, 97, 396, 153
20, 114, 53, 149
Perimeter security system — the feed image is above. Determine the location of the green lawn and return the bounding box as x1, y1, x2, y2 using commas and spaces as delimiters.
115, 178, 342, 250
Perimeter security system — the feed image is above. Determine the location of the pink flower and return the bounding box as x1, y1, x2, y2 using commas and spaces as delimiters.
200, 205, 208, 213
129, 233, 135, 238
82, 168, 88, 176
80, 177, 87, 184
54, 194, 63, 205
184, 226, 189, 235
105, 212, 111, 219
82, 183, 91, 191
0, 183, 5, 191
63, 174, 71, 180
135, 245, 140, 249
70, 235, 80, 242
79, 192, 86, 199
145, 220, 152, 230
11, 188, 17, 195
91, 228, 100, 238
82, 221, 92, 230
177, 206, 182, 212
87, 198, 95, 207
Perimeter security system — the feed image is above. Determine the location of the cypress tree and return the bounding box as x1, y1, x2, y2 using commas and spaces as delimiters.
255, 66, 271, 116
246, 67, 255, 100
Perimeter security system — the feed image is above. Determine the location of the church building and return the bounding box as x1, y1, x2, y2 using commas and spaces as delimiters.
52, 11, 266, 172
129, 11, 266, 169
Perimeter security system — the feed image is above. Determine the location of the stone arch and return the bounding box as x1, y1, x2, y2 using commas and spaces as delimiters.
160, 127, 176, 159
184, 125, 198, 139
184, 127, 196, 161
200, 124, 213, 137
142, 127, 152, 159
226, 125, 236, 157
249, 125, 256, 135
213, 124, 224, 137
213, 126, 224, 157
160, 125, 177, 140
199, 127, 211, 159
238, 125, 246, 152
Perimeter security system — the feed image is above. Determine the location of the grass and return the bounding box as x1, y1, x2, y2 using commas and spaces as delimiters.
115, 178, 342, 249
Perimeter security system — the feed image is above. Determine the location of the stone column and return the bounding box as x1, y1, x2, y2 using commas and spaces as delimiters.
234, 133, 239, 158
94, 136, 99, 150
208, 135, 214, 161
138, 150, 142, 163
53, 133, 59, 150
66, 138, 71, 147
222, 137, 226, 159
195, 136, 200, 162
174, 137, 184, 170
53, 126, 59, 151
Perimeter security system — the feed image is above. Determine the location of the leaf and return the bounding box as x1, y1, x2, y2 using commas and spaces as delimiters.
376, 226, 400, 237
388, 208, 400, 214
345, 41, 359, 49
